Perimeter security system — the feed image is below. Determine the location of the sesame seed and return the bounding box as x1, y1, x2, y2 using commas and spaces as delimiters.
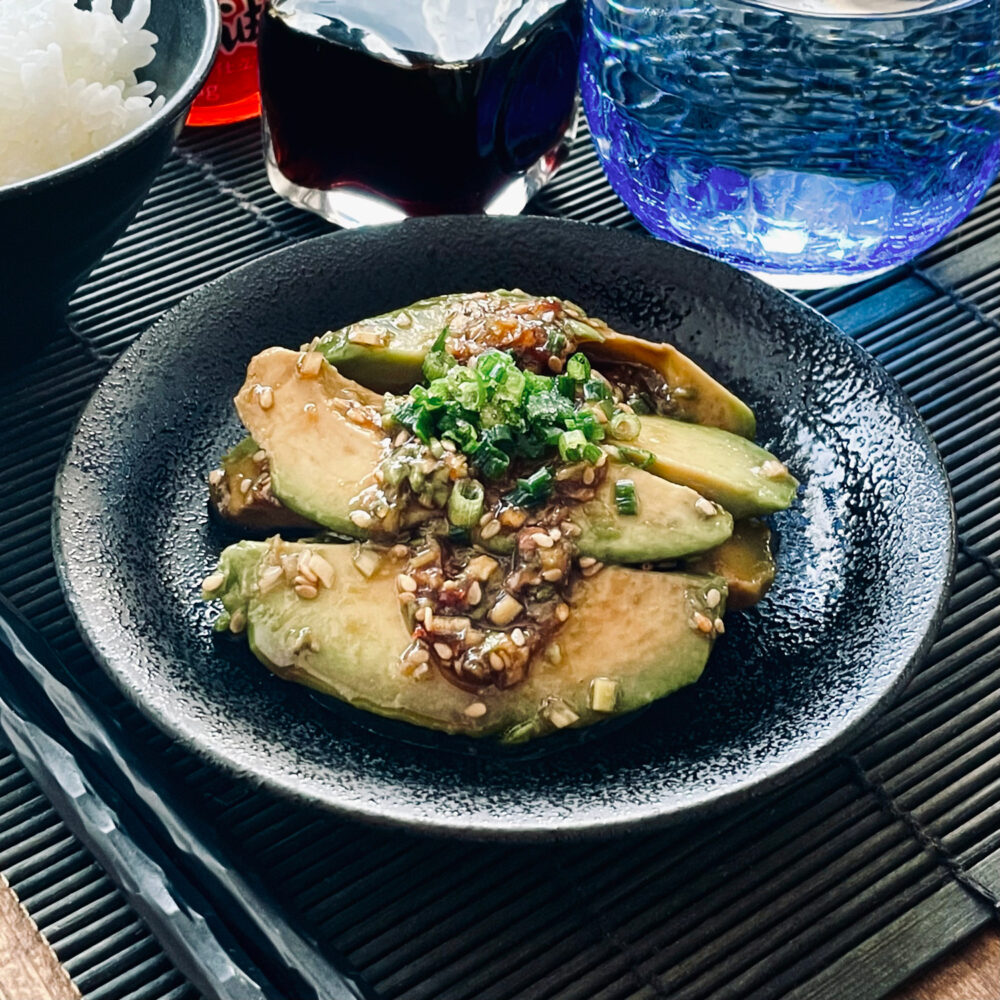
555, 603, 570, 622
229, 609, 246, 634
464, 701, 488, 718
579, 556, 596, 568
349, 510, 373, 528
549, 527, 562, 541
547, 355, 563, 373
695, 497, 717, 517
295, 583, 318, 600
202, 572, 225, 592
391, 544, 409, 559
479, 511, 493, 526
408, 647, 430, 665
208, 469, 224, 486
582, 467, 596, 485
714, 618, 726, 634
297, 552, 318, 584
705, 588, 722, 609
596, 452, 607, 468
534, 532, 554, 548
593, 408, 608, 424
546, 644, 562, 664
256, 385, 274, 410
467, 581, 482, 605
489, 652, 505, 671
239, 477, 253, 495
581, 561, 603, 578
397, 573, 418, 593
693, 612, 713, 633
481, 519, 501, 540
394, 430, 409, 448
433, 642, 453, 660
252, 449, 267, 464
542, 568, 563, 582
398, 592, 415, 604
258, 565, 283, 594
511, 628, 526, 647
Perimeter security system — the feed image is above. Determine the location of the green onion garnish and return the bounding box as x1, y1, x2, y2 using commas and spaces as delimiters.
447, 478, 485, 528
566, 352, 591, 381
422, 327, 455, 382
610, 411, 641, 441
615, 445, 655, 470
508, 466, 554, 508
615, 479, 638, 516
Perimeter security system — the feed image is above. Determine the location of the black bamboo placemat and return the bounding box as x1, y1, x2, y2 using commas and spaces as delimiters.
1, 120, 998, 1000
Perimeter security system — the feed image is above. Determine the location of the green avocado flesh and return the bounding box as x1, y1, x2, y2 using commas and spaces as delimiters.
235, 347, 735, 563
315, 290, 756, 437
629, 416, 799, 519
207, 539, 726, 742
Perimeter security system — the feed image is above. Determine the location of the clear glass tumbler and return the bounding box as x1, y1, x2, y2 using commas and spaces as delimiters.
260, 0, 582, 228
582, 0, 1000, 288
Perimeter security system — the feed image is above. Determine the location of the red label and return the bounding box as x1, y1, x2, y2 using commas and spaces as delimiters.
219, 0, 264, 54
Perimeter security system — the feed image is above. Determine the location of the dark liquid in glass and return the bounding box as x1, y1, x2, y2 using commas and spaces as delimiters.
259, 2, 582, 216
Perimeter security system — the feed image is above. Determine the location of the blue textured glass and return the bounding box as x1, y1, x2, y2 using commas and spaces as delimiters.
582, 0, 1000, 287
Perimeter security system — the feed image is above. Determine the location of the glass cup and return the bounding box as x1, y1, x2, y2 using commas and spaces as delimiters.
582, 0, 1000, 288
259, 0, 583, 227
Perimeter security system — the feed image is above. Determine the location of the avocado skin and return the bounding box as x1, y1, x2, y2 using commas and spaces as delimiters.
207, 539, 726, 743
315, 290, 756, 436
631, 416, 799, 519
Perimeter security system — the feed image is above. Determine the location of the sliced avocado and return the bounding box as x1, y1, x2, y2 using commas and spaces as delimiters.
206, 539, 726, 742
233, 347, 387, 537
624, 416, 799, 519
686, 519, 776, 610
471, 462, 734, 564
231, 348, 734, 563
315, 290, 755, 435
577, 330, 755, 438
209, 436, 317, 531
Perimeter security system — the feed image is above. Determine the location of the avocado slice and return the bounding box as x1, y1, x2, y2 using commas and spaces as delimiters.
205, 538, 726, 742
686, 519, 776, 610
233, 347, 734, 562
314, 290, 755, 435
624, 416, 799, 519
233, 347, 387, 538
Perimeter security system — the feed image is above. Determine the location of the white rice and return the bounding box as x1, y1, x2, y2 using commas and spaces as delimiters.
0, 0, 162, 187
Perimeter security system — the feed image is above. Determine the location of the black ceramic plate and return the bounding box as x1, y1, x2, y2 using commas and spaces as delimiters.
54, 216, 953, 839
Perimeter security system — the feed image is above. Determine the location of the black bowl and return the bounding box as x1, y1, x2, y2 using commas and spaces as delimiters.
54, 217, 954, 839
0, 0, 219, 363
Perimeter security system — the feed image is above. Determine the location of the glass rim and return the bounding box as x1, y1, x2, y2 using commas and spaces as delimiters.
729, 0, 982, 18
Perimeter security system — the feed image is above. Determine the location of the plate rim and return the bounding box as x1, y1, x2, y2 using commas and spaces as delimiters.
52, 215, 957, 840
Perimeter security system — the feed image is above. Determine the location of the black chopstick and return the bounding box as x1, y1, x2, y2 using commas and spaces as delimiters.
0, 595, 378, 1000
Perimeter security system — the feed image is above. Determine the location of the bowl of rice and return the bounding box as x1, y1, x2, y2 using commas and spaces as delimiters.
0, 0, 220, 361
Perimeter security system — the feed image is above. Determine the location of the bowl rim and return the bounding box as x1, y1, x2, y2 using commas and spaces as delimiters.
0, 0, 221, 200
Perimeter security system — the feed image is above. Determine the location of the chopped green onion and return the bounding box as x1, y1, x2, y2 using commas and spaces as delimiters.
615, 445, 655, 470
610, 411, 641, 441
558, 429, 588, 462
582, 442, 604, 464
615, 479, 638, 516
583, 377, 610, 402
545, 329, 567, 355
448, 478, 485, 528
507, 466, 554, 508
566, 352, 591, 381
422, 327, 455, 382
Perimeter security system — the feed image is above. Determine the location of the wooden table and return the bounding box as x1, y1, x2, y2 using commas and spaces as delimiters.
0, 866, 995, 1000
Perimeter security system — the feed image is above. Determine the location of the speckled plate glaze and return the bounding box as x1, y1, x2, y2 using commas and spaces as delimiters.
53, 216, 954, 839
